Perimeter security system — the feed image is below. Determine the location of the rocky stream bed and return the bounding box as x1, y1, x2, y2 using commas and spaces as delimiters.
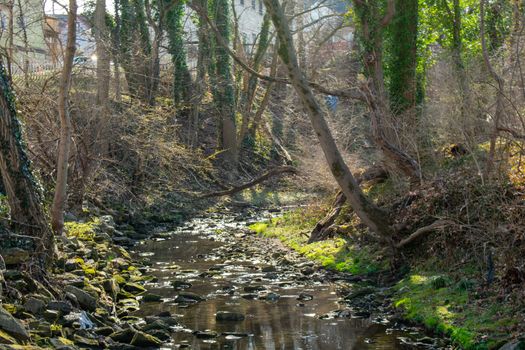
0, 209, 451, 349
131, 210, 450, 349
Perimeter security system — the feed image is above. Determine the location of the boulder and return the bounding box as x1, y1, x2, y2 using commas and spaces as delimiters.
499, 340, 525, 350
23, 297, 46, 315
123, 282, 146, 295
0, 306, 29, 340
109, 328, 136, 344
64, 286, 97, 311
1, 248, 29, 265
47, 301, 73, 315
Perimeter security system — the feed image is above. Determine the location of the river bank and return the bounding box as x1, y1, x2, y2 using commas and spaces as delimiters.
249, 206, 525, 350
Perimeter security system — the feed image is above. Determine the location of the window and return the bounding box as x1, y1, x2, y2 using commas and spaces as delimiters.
258, 0, 263, 14
251, 0, 255, 9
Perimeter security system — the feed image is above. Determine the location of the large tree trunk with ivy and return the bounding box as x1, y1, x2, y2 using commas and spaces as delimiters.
0, 62, 52, 257
262, 0, 393, 239
212, 0, 238, 166
51, 0, 77, 236
188, 0, 210, 145
166, 0, 192, 105
119, 0, 151, 102
386, 0, 418, 119
354, 0, 421, 181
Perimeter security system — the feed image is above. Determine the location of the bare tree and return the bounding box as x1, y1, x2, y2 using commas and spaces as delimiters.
51, 0, 77, 235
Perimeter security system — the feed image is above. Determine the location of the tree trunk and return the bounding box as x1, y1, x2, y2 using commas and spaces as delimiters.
188, 0, 209, 146
95, 0, 110, 107
480, 0, 504, 177
214, 0, 238, 166
113, 0, 122, 102
239, 13, 271, 145
262, 0, 393, 238
387, 0, 418, 118
355, 0, 421, 181
51, 0, 76, 235
0, 61, 52, 258
166, 0, 192, 105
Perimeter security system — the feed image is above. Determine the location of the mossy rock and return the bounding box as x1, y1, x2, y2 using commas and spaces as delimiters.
122, 283, 146, 295
130, 331, 162, 347
0, 329, 17, 344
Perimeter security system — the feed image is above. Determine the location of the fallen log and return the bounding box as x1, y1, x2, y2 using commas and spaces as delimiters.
199, 166, 298, 198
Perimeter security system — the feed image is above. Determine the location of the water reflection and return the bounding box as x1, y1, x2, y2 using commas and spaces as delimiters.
134, 219, 431, 350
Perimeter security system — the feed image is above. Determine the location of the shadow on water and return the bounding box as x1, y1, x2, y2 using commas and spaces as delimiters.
132, 214, 445, 350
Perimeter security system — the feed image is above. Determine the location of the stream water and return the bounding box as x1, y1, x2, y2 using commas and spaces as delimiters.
132, 211, 448, 350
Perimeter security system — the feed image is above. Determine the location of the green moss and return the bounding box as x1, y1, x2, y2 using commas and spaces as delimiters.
393, 270, 518, 349
248, 222, 268, 234
64, 219, 100, 241
249, 208, 384, 275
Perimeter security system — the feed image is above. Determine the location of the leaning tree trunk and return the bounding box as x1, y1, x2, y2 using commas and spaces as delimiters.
51, 0, 77, 235
262, 0, 393, 239
0, 61, 52, 258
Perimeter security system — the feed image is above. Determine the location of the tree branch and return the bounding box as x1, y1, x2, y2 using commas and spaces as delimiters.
395, 220, 455, 248
199, 166, 298, 198
189, 3, 365, 100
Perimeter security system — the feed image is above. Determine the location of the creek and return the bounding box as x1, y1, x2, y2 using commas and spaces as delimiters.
132, 210, 448, 349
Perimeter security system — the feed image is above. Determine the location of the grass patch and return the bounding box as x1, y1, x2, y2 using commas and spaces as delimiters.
249, 207, 384, 275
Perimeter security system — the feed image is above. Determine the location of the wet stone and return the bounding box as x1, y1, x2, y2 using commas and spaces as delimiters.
264, 292, 281, 301
297, 293, 314, 301
176, 292, 204, 302
142, 293, 162, 302
243, 285, 265, 293
171, 280, 192, 290
194, 330, 218, 339
241, 293, 258, 300
215, 311, 245, 322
